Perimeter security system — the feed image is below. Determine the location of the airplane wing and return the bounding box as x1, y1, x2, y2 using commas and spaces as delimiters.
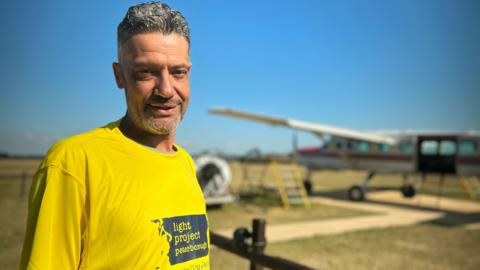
209, 108, 398, 145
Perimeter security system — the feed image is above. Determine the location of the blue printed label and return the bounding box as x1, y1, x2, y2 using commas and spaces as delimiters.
157, 214, 209, 266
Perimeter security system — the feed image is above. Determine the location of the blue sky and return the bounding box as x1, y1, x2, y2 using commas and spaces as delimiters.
1, 0, 479, 155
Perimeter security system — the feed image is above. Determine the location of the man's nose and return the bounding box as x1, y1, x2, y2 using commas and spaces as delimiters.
154, 70, 174, 98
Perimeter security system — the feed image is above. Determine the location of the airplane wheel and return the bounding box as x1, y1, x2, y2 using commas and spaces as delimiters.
348, 185, 365, 201
401, 184, 416, 198
303, 180, 313, 195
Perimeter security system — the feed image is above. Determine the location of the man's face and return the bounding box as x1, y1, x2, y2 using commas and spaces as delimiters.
113, 33, 191, 136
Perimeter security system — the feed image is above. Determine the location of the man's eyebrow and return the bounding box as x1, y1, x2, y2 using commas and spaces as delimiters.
131, 60, 191, 68
171, 63, 192, 69
131, 60, 156, 67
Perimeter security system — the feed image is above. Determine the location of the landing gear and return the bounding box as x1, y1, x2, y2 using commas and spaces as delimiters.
347, 171, 375, 201
303, 180, 313, 195
303, 170, 314, 195
400, 184, 416, 198
348, 185, 365, 201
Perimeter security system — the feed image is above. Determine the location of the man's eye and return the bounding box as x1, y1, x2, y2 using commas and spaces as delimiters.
140, 69, 152, 75
172, 69, 188, 78
134, 69, 154, 79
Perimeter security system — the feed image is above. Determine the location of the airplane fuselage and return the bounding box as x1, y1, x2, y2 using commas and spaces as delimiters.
297, 134, 480, 176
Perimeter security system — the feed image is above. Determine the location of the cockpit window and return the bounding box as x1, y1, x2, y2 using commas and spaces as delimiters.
459, 141, 477, 154
400, 142, 413, 153
380, 144, 391, 153
357, 142, 369, 152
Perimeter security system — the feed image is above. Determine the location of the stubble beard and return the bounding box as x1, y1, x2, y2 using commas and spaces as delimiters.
144, 113, 181, 135
132, 104, 185, 136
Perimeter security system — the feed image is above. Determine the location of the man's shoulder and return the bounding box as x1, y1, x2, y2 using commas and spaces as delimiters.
174, 144, 197, 173
174, 144, 194, 160
41, 120, 121, 167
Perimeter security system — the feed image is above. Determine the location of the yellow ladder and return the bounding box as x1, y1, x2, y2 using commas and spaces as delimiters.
461, 176, 480, 199
270, 158, 311, 209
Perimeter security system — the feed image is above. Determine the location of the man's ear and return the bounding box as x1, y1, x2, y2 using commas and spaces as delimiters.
112, 62, 125, 89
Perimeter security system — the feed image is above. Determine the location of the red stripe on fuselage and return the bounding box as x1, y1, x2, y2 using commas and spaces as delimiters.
457, 156, 480, 165
298, 147, 480, 165
298, 148, 413, 161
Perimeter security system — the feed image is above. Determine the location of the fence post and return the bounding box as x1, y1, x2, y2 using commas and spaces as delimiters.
250, 219, 266, 270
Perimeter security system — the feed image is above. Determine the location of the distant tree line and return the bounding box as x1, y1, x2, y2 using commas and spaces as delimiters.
0, 152, 44, 159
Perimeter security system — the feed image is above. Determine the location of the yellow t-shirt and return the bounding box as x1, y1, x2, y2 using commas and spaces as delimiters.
20, 121, 210, 270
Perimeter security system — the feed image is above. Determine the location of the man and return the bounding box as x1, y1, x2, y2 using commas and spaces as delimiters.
20, 2, 210, 269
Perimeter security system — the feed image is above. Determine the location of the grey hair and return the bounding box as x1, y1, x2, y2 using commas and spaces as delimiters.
117, 2, 190, 53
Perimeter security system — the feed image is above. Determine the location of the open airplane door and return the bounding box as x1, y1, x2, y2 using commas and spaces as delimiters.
417, 136, 457, 174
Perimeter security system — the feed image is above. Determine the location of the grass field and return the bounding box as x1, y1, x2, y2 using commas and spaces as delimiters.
1, 159, 479, 269
211, 224, 480, 270
0, 159, 38, 269
267, 224, 480, 270
211, 162, 480, 269
207, 199, 374, 231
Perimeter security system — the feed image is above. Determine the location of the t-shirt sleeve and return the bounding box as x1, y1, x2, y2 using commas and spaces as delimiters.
20, 165, 86, 270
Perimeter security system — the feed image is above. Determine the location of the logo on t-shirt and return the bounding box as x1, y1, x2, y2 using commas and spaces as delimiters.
152, 214, 209, 266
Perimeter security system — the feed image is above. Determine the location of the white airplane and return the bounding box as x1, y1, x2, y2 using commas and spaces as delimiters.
209, 108, 480, 201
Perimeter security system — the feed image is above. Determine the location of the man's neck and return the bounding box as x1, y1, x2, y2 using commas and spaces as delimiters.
119, 117, 176, 153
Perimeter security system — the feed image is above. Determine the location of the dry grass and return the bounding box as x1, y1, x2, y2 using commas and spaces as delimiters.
212, 162, 480, 269
208, 200, 374, 231
1, 159, 479, 270
265, 224, 480, 270
0, 158, 40, 176
0, 158, 39, 269
210, 224, 480, 270
0, 195, 28, 269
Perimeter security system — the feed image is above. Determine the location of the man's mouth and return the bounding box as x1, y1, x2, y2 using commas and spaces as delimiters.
147, 103, 180, 116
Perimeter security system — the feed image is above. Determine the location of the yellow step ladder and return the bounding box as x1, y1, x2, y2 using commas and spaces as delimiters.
270, 158, 311, 209
461, 176, 480, 199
